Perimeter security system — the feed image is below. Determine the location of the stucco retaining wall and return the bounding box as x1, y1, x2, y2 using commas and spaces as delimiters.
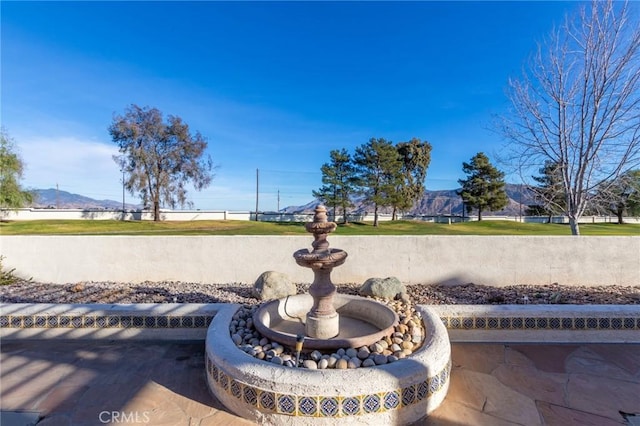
1, 235, 638, 286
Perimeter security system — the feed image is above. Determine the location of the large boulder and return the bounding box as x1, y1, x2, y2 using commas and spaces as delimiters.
252, 271, 297, 301
359, 277, 406, 300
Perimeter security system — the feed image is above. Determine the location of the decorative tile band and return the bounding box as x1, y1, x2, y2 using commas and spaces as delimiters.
439, 315, 639, 330
0, 314, 214, 329
206, 355, 451, 418
3, 313, 637, 331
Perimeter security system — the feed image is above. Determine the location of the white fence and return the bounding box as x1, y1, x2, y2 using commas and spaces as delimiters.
0, 208, 250, 221
2, 208, 639, 224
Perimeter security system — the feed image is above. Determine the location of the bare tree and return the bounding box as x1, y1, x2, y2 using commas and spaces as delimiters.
500, 0, 640, 235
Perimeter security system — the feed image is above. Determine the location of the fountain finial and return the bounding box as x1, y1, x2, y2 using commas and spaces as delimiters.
306, 205, 337, 253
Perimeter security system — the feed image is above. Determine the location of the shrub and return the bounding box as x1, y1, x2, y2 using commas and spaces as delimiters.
0, 255, 29, 285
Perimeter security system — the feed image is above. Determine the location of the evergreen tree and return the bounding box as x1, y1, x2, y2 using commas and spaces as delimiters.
0, 128, 33, 210
392, 138, 432, 220
353, 138, 402, 227
600, 170, 640, 224
457, 152, 508, 220
312, 149, 357, 224
529, 161, 566, 221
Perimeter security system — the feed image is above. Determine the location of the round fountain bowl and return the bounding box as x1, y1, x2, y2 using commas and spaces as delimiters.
253, 294, 398, 350
205, 304, 451, 425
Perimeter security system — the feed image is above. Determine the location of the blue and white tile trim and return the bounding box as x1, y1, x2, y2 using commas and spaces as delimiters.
0, 303, 220, 340
205, 354, 451, 418
430, 305, 640, 343
1, 304, 638, 343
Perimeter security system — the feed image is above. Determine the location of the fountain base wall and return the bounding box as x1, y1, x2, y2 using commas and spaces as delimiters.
206, 304, 451, 425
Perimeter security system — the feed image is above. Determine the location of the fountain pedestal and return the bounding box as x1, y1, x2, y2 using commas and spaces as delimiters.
293, 205, 347, 339
306, 268, 339, 338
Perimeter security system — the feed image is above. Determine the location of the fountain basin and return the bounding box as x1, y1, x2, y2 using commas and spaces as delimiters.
293, 248, 348, 269
253, 294, 398, 350
206, 304, 451, 425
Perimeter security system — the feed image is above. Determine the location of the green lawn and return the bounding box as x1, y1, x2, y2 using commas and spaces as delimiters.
1, 219, 638, 236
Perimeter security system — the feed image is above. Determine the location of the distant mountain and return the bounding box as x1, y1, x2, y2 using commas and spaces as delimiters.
28, 188, 140, 210
282, 184, 537, 217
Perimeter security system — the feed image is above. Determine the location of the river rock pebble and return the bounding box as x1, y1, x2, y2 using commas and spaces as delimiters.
357, 347, 370, 360
374, 354, 388, 365
231, 334, 243, 345
303, 360, 318, 369
226, 297, 426, 370
327, 356, 338, 368
362, 358, 376, 367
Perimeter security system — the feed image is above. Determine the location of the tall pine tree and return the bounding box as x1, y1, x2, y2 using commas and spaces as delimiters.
312, 149, 357, 223
529, 161, 565, 221
392, 138, 432, 220
457, 152, 508, 220
354, 138, 402, 227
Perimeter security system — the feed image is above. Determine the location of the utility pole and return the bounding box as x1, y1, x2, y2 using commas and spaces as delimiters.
122, 170, 126, 217
277, 189, 280, 212
519, 184, 523, 222
56, 183, 59, 209
255, 168, 259, 221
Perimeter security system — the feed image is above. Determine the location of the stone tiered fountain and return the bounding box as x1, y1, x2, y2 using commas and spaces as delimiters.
253, 205, 398, 350
293, 205, 346, 339
205, 206, 451, 425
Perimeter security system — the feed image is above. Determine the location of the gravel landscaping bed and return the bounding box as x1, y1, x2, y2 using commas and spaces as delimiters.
1, 280, 638, 305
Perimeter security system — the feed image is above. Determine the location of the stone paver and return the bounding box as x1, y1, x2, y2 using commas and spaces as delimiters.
535, 401, 624, 426
566, 345, 640, 380
0, 341, 254, 426
1, 341, 639, 425
491, 363, 567, 406
425, 343, 640, 426
566, 373, 639, 422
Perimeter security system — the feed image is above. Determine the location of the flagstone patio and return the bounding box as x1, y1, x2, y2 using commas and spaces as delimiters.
1, 340, 638, 425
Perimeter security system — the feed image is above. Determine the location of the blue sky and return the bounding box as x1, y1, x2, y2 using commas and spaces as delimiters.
2, 1, 585, 211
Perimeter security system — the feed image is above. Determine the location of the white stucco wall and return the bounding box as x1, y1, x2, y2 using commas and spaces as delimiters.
1, 235, 638, 286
